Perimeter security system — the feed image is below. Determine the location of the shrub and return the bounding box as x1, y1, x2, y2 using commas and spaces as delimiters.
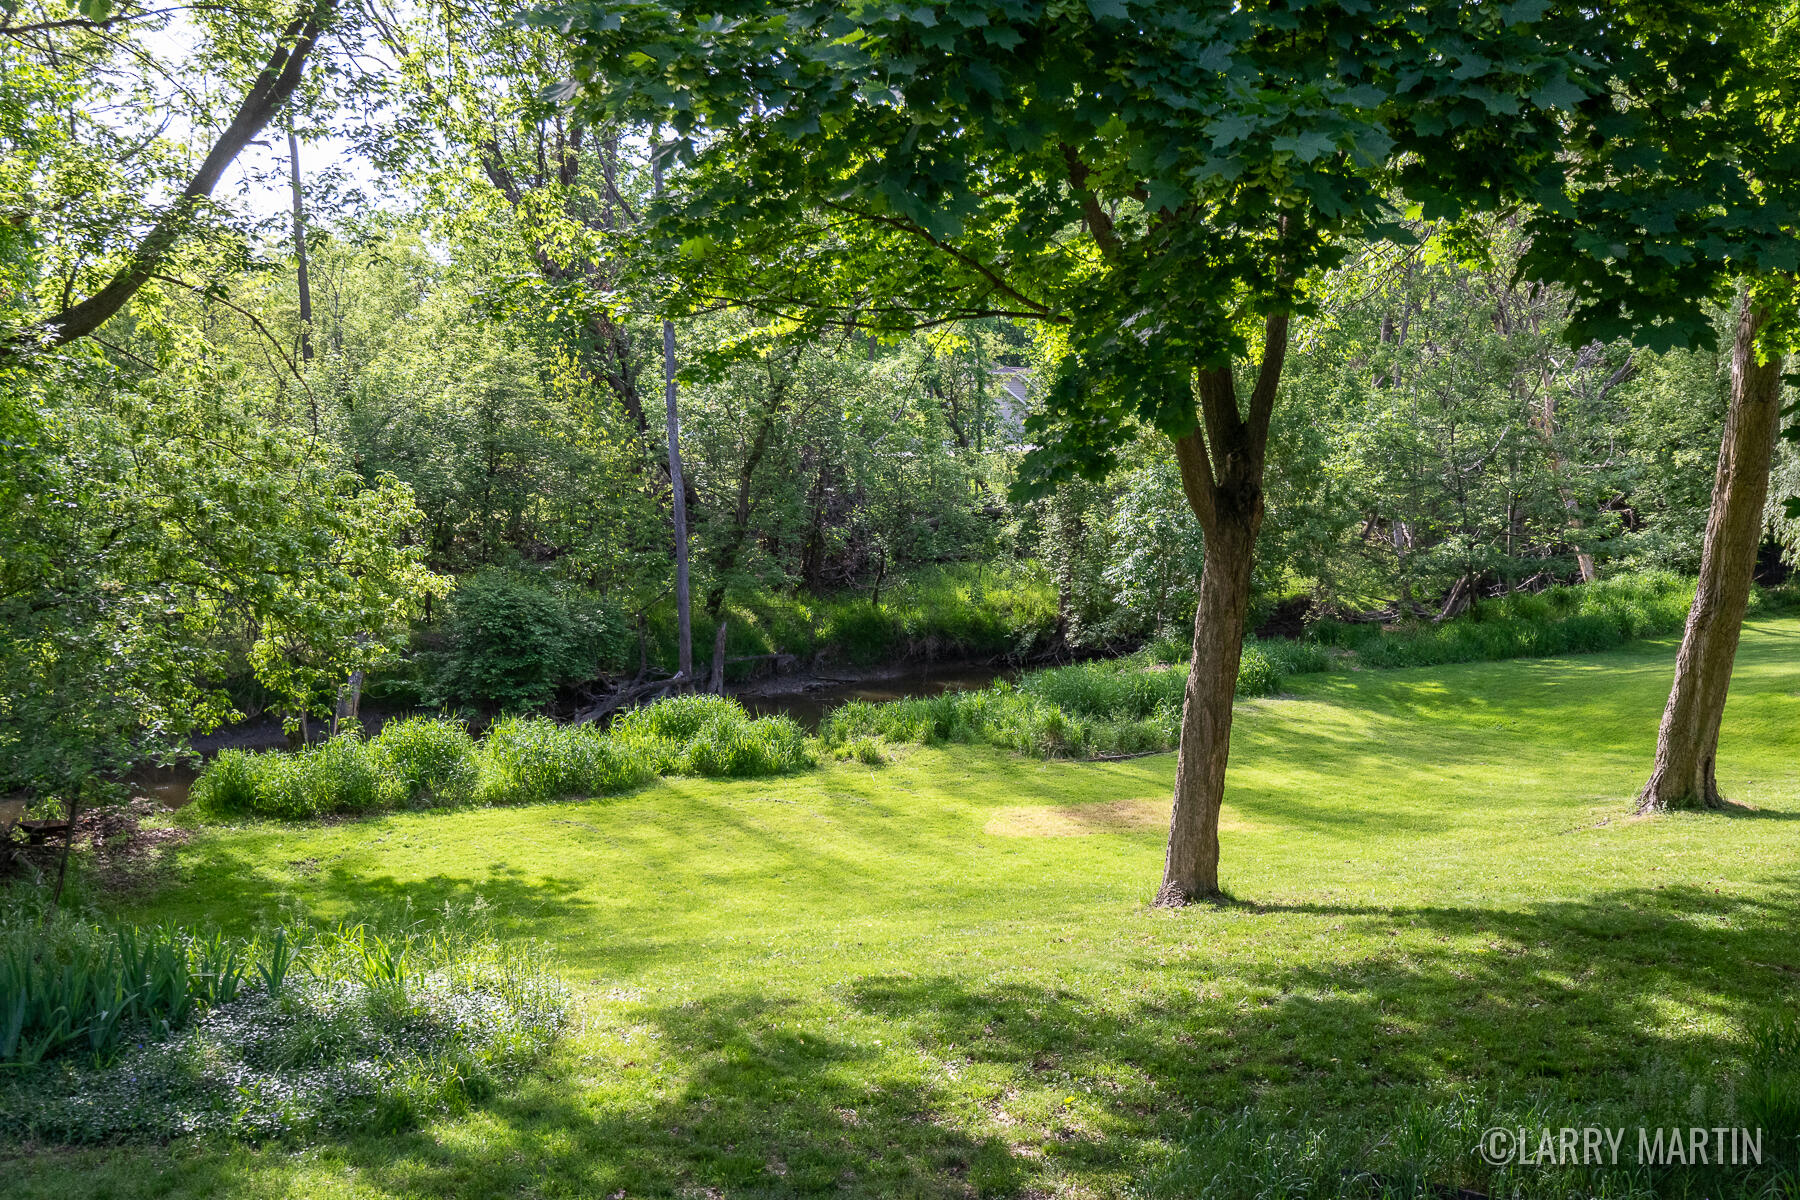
436, 570, 624, 711
0, 914, 568, 1144
372, 717, 479, 807
477, 717, 652, 804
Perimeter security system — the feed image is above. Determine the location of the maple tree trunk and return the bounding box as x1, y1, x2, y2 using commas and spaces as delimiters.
1153, 319, 1287, 906
1638, 299, 1785, 812
1156, 512, 1256, 904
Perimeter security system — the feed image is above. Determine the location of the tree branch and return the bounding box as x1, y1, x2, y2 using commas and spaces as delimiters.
1061, 143, 1121, 260
1171, 428, 1218, 532
817, 198, 1055, 318
1245, 311, 1290, 452
33, 0, 339, 348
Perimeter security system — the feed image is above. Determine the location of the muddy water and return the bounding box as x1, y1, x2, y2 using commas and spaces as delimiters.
738, 661, 1017, 730
125, 763, 202, 810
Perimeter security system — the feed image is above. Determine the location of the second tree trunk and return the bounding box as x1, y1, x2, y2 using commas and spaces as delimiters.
1638, 298, 1785, 811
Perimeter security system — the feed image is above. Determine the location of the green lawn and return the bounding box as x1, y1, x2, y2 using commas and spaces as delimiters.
7, 620, 1800, 1198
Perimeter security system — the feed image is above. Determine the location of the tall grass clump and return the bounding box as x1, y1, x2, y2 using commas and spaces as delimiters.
1312, 572, 1703, 672
191, 698, 814, 823
612, 694, 812, 777
819, 678, 1179, 761
1, 908, 568, 1144
1019, 659, 1186, 717
371, 716, 480, 806
191, 727, 454, 819
476, 716, 653, 803
249, 733, 393, 818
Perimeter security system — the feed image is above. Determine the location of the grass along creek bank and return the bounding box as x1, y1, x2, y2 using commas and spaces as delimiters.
179, 573, 1788, 820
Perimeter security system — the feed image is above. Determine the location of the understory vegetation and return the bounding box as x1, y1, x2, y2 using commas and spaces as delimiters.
817, 572, 1764, 761
8, 1, 1800, 1194
0, 908, 567, 1145
187, 573, 1783, 807
192, 697, 810, 819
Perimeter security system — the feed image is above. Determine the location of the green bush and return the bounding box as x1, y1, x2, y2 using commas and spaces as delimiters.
372, 716, 479, 807
477, 717, 653, 804
437, 569, 626, 711
0, 913, 568, 1144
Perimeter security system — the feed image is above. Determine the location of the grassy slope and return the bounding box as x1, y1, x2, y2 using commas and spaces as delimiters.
7, 619, 1800, 1198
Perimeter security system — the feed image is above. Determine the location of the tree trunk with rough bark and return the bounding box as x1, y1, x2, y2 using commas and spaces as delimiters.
1638, 299, 1785, 812
1157, 513, 1257, 904
1155, 314, 1288, 905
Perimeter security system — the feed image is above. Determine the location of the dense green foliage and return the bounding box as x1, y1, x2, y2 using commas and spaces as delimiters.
821, 573, 1739, 760
192, 573, 1765, 804
1, 912, 567, 1144
3, 0, 1796, 795
7, 1, 1800, 1194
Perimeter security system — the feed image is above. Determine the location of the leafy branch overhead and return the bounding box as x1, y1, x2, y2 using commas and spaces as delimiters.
532, 0, 1797, 495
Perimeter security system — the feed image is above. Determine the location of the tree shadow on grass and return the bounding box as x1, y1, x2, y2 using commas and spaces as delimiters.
318, 991, 1033, 1200
121, 880, 1787, 1200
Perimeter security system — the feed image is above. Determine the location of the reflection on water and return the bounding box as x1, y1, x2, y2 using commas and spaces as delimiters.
738, 662, 1016, 730
126, 763, 201, 810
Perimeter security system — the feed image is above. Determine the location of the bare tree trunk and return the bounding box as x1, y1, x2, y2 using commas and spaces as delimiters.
708, 621, 729, 695
49, 793, 78, 912
1157, 516, 1256, 903
331, 668, 363, 737
287, 126, 313, 365
1638, 298, 1785, 812
654, 147, 693, 683
665, 315, 693, 682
